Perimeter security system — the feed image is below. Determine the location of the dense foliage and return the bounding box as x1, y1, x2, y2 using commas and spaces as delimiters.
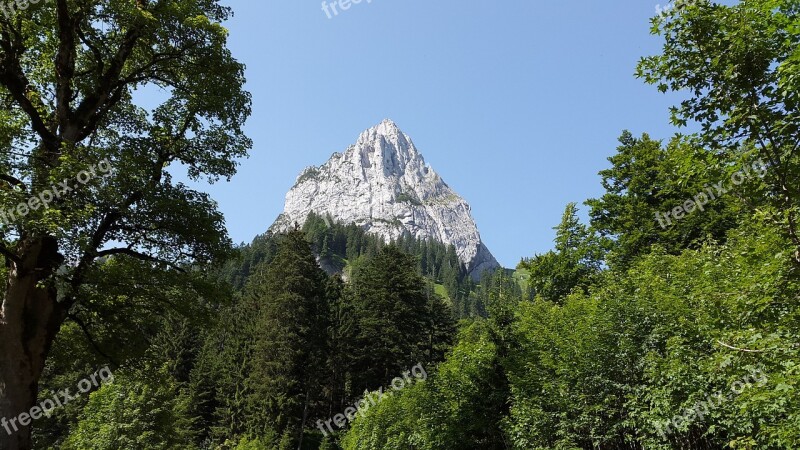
339, 1, 800, 449
7, 0, 800, 449
0, 0, 250, 448
220, 213, 479, 318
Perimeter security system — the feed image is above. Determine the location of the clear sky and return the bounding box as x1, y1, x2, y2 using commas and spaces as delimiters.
200, 0, 690, 267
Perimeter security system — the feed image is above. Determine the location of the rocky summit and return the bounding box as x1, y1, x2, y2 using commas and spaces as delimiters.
271, 119, 500, 278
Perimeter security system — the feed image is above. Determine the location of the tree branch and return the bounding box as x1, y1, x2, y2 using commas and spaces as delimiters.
95, 247, 185, 272
0, 173, 26, 190
0, 63, 59, 151
716, 340, 767, 353
67, 313, 119, 368
72, 27, 142, 141
0, 243, 21, 265
55, 0, 78, 137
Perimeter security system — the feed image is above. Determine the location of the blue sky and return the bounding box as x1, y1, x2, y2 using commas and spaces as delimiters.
202, 0, 689, 267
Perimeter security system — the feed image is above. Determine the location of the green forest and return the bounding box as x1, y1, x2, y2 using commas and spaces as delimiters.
2, 0, 800, 449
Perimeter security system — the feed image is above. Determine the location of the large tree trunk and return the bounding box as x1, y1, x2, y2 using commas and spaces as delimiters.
0, 238, 65, 450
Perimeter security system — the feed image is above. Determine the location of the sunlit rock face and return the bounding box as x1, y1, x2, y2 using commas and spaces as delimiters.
271, 119, 500, 279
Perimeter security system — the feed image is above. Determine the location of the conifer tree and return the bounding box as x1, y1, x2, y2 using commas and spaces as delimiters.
244, 230, 330, 446
347, 246, 439, 392
520, 203, 603, 303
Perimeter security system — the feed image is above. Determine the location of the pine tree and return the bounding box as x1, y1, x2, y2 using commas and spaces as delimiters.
347, 246, 437, 392
519, 203, 603, 303
244, 230, 330, 445
423, 285, 457, 364
324, 275, 353, 413
321, 234, 332, 257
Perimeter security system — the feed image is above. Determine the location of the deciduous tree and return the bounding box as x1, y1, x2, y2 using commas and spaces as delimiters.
0, 2, 250, 448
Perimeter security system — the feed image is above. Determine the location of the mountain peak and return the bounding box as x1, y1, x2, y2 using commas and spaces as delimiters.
359, 118, 413, 145
353, 120, 421, 176
377, 118, 400, 132
358, 119, 402, 141
272, 121, 500, 279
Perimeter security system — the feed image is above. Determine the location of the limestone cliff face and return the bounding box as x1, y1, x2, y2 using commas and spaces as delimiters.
271, 119, 500, 278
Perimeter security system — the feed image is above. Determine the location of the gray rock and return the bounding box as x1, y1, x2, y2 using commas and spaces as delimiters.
271, 119, 500, 279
